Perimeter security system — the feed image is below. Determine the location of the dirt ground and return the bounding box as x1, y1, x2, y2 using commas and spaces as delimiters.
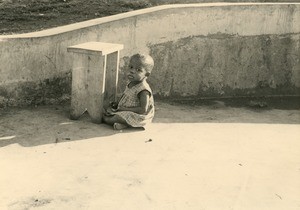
0, 98, 300, 210
1, 97, 299, 147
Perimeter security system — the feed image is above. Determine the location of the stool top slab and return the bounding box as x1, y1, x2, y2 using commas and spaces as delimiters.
67, 42, 124, 56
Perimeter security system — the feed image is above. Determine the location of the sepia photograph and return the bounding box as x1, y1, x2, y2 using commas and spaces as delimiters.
0, 0, 300, 209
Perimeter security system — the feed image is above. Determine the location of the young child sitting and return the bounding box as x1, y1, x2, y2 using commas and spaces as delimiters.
103, 53, 155, 130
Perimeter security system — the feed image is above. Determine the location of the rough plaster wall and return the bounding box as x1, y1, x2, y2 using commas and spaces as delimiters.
0, 4, 300, 107
0, 19, 135, 107
0, 38, 71, 106
118, 4, 300, 97
149, 34, 300, 97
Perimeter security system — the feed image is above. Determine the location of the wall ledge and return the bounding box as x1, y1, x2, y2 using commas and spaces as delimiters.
1, 2, 300, 39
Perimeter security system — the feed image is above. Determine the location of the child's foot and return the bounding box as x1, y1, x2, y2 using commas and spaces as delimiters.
113, 123, 128, 130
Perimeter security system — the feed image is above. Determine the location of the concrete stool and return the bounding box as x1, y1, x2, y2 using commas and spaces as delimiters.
67, 42, 124, 123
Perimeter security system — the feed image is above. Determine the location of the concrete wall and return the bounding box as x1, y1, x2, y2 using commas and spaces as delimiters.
0, 3, 300, 107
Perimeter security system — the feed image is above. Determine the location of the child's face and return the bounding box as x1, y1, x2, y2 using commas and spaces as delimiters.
127, 58, 148, 82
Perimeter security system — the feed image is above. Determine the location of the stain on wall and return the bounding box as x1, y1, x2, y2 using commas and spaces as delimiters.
0, 73, 71, 108
149, 33, 300, 98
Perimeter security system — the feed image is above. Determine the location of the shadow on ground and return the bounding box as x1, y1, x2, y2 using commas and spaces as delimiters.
0, 104, 143, 148
0, 97, 299, 148
155, 96, 300, 124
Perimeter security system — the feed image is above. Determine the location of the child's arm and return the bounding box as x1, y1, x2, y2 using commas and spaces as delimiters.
117, 90, 150, 114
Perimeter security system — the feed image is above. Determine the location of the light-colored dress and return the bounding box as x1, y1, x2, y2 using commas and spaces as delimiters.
114, 79, 155, 127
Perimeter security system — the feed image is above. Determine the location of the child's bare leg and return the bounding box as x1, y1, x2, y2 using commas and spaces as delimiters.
103, 115, 123, 125
103, 115, 129, 130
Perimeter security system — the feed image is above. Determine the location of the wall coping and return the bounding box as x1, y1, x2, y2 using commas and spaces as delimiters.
1, 2, 300, 39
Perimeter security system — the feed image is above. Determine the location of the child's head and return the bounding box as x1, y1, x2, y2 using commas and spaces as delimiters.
127, 53, 154, 82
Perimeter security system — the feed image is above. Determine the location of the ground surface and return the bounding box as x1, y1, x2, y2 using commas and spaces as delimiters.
1, 99, 300, 210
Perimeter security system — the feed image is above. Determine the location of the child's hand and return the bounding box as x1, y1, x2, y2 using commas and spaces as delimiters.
104, 107, 117, 116
110, 107, 118, 112
107, 107, 118, 113
110, 102, 118, 109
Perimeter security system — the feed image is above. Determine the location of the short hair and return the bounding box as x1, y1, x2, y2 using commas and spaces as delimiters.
130, 53, 154, 74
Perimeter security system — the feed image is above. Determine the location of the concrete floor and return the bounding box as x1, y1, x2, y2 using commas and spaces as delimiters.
0, 99, 300, 210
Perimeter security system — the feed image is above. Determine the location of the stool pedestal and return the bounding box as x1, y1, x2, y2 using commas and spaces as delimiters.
67, 42, 124, 123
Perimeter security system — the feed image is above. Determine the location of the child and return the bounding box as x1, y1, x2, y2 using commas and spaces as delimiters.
103, 53, 155, 130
